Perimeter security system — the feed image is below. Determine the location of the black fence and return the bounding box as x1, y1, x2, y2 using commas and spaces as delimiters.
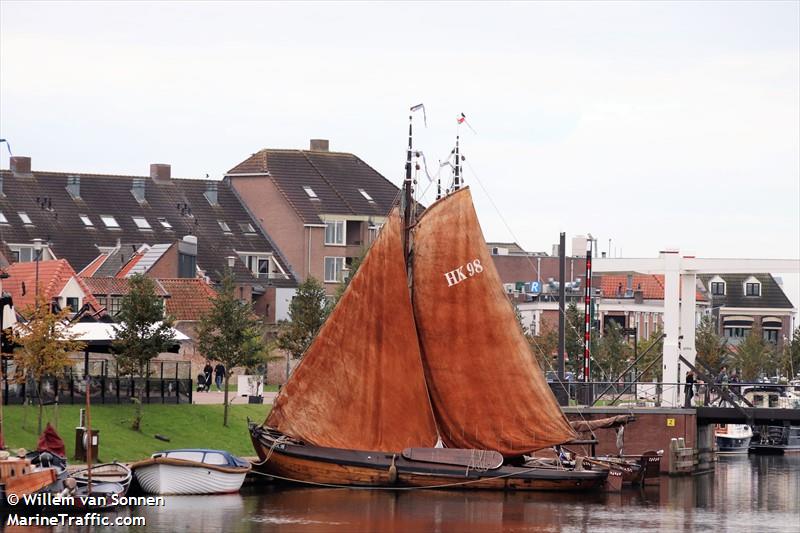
1, 358, 193, 405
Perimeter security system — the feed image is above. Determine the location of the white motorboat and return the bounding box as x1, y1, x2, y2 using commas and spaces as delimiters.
130, 449, 251, 495
715, 424, 753, 453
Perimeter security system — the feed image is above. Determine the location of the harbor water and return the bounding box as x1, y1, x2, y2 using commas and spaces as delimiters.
9, 455, 800, 532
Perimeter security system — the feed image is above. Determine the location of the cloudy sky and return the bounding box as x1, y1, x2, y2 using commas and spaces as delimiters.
1, 1, 798, 305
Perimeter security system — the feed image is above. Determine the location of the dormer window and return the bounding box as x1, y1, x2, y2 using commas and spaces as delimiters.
303, 186, 318, 199
18, 212, 32, 225
358, 188, 374, 202
132, 216, 151, 230
79, 214, 93, 227
218, 220, 232, 233
744, 276, 761, 297
708, 276, 726, 296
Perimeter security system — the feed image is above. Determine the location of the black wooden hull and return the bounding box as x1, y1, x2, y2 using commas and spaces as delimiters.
249, 425, 607, 491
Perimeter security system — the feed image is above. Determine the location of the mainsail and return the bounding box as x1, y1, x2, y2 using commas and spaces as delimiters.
266, 211, 438, 452
411, 188, 577, 456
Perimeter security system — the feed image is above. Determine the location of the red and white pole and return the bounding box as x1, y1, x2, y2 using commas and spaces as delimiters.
583, 240, 593, 382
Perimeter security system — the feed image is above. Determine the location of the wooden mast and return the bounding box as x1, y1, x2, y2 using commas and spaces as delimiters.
403, 112, 414, 266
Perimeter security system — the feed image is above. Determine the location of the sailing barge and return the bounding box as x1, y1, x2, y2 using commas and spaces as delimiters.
251, 122, 607, 491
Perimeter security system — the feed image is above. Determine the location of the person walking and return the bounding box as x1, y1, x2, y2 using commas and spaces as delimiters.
214, 362, 226, 392
203, 361, 213, 392
684, 370, 695, 408
716, 366, 730, 406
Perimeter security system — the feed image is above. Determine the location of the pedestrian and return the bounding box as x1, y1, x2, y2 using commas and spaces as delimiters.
215, 362, 226, 392
716, 366, 729, 406
203, 361, 213, 392
730, 370, 741, 398
684, 370, 695, 408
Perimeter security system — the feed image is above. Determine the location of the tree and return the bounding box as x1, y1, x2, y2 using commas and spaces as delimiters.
528, 319, 558, 371
695, 316, 729, 375
113, 274, 176, 431
197, 270, 268, 426
778, 327, 800, 379
733, 324, 773, 381
593, 322, 632, 381
15, 296, 86, 434
276, 277, 331, 360
564, 303, 585, 376
635, 330, 664, 381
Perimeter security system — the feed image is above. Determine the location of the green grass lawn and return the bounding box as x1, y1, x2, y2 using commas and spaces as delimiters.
3, 403, 272, 462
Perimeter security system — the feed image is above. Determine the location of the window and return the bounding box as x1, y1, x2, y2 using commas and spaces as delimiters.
763, 329, 779, 344
18, 212, 32, 224
745, 282, 760, 297
358, 188, 374, 202
79, 214, 93, 227
0, 212, 7, 224
8, 244, 50, 263
324, 220, 345, 245
324, 256, 346, 283
178, 253, 197, 278
158, 217, 173, 229
241, 254, 272, 278
108, 297, 122, 314
218, 220, 232, 233
239, 222, 256, 234
65, 297, 80, 312
303, 186, 318, 198
100, 215, 120, 228
132, 216, 151, 229
710, 282, 725, 296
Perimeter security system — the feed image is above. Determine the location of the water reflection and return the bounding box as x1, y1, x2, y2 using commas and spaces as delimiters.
4, 456, 798, 532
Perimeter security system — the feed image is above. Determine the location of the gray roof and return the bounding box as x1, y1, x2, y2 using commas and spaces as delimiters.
698, 273, 793, 309
0, 169, 296, 287
226, 149, 402, 224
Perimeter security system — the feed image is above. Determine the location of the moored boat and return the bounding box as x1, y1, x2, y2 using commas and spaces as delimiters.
0, 455, 58, 507
749, 425, 800, 454
70, 462, 132, 495
131, 449, 251, 495
715, 424, 753, 453
251, 114, 608, 492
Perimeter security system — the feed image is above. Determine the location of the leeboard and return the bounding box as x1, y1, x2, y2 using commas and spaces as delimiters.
401, 448, 504, 470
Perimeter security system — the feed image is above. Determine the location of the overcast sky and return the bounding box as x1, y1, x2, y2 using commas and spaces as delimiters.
1, 1, 798, 307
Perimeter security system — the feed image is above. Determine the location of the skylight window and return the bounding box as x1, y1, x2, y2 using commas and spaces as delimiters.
239, 222, 256, 234
18, 212, 32, 224
358, 188, 374, 202
132, 216, 151, 229
0, 212, 7, 224
100, 215, 120, 228
218, 220, 232, 233
79, 214, 93, 226
303, 186, 318, 198
158, 217, 173, 229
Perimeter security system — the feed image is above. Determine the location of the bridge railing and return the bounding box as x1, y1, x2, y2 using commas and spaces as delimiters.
547, 380, 800, 409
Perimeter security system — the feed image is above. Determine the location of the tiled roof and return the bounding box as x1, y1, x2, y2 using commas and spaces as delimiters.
80, 276, 169, 297
599, 274, 706, 302
77, 253, 109, 277
0, 169, 296, 288
492, 255, 587, 285
698, 274, 794, 309
227, 149, 402, 224
159, 278, 217, 321
4, 259, 102, 312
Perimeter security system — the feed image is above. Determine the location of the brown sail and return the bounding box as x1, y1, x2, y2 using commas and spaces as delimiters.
411, 188, 576, 456
266, 211, 438, 452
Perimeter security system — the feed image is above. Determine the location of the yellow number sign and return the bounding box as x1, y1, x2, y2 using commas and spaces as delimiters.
666, 418, 676, 427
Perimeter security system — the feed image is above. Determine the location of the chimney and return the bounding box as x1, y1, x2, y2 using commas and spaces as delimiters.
10, 156, 32, 175
66, 176, 81, 199
309, 139, 329, 152
203, 181, 218, 205
150, 163, 171, 182
131, 178, 146, 203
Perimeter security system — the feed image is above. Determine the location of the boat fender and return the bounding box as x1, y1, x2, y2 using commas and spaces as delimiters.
388, 454, 398, 484
155, 434, 171, 442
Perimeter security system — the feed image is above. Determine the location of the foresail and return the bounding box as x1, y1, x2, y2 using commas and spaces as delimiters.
411, 188, 576, 457
266, 211, 438, 452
